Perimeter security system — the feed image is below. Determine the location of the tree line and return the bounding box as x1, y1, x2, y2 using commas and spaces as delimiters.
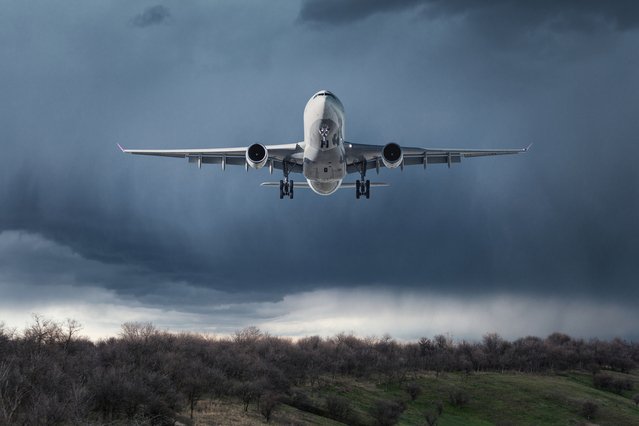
0, 316, 637, 425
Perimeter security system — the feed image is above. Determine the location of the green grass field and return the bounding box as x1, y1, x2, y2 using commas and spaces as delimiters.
193, 370, 639, 425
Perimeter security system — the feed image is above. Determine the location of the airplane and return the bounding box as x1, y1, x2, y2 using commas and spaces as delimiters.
119, 90, 529, 199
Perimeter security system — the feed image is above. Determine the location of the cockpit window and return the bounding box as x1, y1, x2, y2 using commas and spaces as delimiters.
312, 91, 336, 100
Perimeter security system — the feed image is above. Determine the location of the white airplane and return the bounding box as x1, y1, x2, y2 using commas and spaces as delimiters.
119, 90, 529, 199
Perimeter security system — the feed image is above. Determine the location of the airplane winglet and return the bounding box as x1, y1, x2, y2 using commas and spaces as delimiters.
117, 143, 126, 153
524, 143, 533, 152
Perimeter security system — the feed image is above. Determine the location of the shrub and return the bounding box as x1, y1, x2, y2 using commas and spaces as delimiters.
424, 410, 438, 426
325, 395, 353, 422
405, 382, 422, 401
581, 401, 598, 420
593, 374, 633, 394
449, 389, 470, 407
370, 399, 405, 426
260, 393, 279, 423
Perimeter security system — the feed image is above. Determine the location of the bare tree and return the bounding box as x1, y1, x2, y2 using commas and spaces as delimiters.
0, 361, 27, 424
177, 359, 211, 419
260, 392, 279, 423
23, 314, 63, 346
482, 333, 506, 370
233, 381, 259, 412
62, 319, 83, 348
119, 322, 158, 342
233, 326, 263, 347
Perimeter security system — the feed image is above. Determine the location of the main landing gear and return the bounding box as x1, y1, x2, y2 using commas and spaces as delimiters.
279, 163, 293, 199
279, 179, 294, 199
355, 163, 370, 199
355, 180, 370, 199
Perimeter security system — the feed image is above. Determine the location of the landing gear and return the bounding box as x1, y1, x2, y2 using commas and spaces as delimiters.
356, 180, 370, 199
355, 164, 370, 199
279, 179, 293, 199
279, 164, 293, 199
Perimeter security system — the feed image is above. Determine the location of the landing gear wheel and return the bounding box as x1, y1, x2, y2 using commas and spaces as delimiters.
365, 180, 370, 199
355, 180, 361, 199
279, 180, 284, 199
289, 180, 294, 199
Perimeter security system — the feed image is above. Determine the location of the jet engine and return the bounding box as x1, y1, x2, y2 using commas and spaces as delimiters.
381, 142, 403, 169
246, 143, 268, 169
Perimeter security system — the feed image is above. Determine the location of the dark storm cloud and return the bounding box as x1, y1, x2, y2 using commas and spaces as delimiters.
1, 1, 639, 338
299, 0, 639, 33
132, 5, 171, 28
299, 0, 422, 25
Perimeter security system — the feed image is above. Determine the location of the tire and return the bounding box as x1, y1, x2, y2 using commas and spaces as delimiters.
365, 180, 370, 199
289, 181, 294, 199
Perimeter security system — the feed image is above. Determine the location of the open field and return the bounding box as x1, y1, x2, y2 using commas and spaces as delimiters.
191, 370, 639, 425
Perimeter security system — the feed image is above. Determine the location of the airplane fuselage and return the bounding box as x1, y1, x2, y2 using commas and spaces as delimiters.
302, 91, 347, 195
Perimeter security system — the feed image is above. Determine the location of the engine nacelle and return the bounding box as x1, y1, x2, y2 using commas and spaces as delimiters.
246, 143, 268, 169
381, 142, 403, 169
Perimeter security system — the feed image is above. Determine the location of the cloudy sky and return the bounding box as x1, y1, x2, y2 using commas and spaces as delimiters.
1, 1, 638, 340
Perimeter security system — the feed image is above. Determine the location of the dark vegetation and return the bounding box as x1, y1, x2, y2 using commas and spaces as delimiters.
1, 316, 638, 425
581, 400, 598, 421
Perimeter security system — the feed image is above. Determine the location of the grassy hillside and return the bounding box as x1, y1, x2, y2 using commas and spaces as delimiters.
191, 370, 639, 425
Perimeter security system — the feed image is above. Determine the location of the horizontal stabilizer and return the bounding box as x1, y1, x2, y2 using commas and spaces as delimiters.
261, 182, 310, 188
339, 182, 389, 188
260, 182, 389, 189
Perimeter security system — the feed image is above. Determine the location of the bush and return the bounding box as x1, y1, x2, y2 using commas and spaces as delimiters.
370, 399, 405, 426
260, 393, 279, 423
593, 373, 633, 394
325, 395, 354, 422
424, 410, 438, 426
287, 391, 316, 413
581, 401, 598, 420
449, 389, 470, 407
405, 382, 422, 401
633, 393, 639, 406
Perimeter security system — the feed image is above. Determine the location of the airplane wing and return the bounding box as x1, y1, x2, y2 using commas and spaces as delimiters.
117, 142, 306, 173
344, 142, 531, 174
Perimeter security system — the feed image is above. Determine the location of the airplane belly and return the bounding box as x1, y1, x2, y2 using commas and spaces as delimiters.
303, 148, 346, 181
307, 179, 341, 196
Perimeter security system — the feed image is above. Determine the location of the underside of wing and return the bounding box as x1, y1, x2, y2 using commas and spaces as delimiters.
118, 142, 305, 173
344, 142, 530, 173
